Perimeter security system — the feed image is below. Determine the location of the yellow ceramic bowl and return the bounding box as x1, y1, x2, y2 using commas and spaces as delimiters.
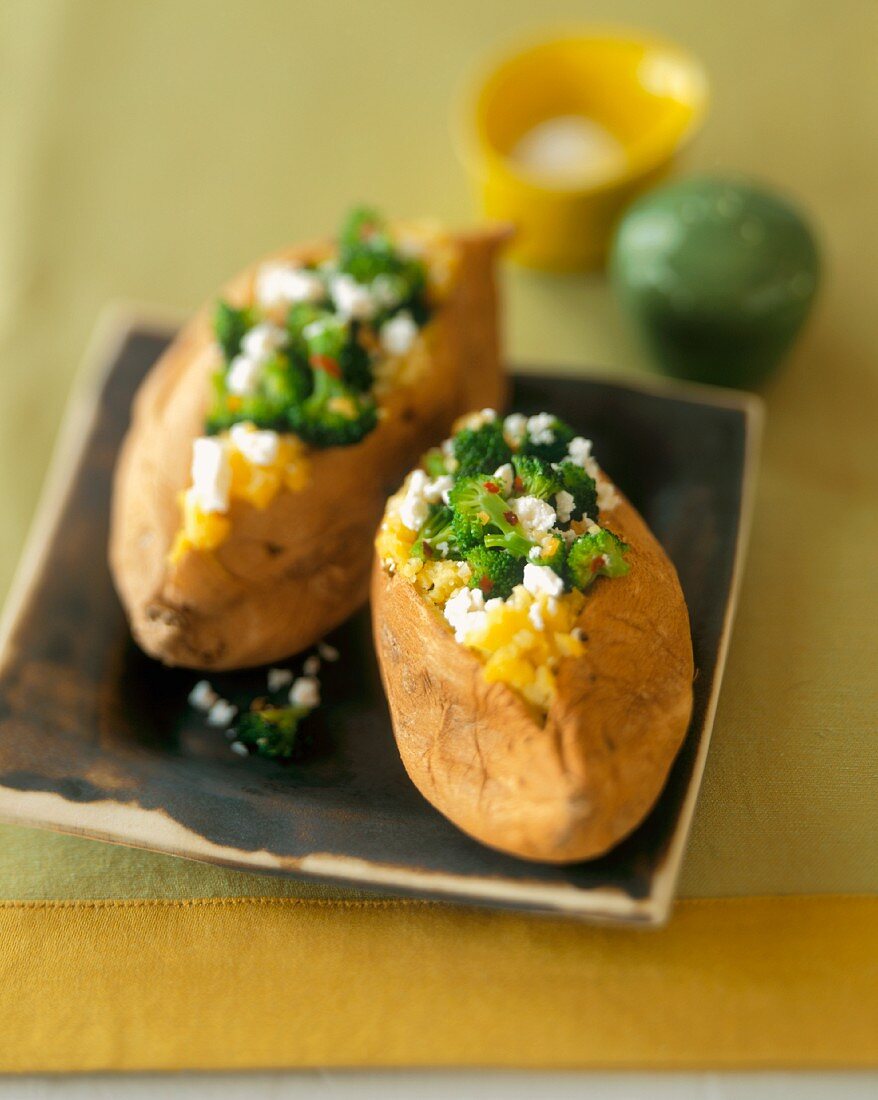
457, 30, 709, 271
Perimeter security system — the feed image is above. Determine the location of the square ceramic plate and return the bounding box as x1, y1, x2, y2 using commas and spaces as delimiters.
0, 315, 761, 925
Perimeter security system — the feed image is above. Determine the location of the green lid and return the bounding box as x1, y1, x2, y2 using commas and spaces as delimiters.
610, 177, 820, 387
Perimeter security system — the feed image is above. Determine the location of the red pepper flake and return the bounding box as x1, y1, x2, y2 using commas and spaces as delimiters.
590, 555, 607, 574
311, 354, 341, 378
504, 511, 518, 525
478, 576, 494, 593
513, 476, 524, 493
422, 543, 434, 560
484, 480, 500, 494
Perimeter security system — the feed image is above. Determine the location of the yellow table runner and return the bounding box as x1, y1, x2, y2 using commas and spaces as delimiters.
1, 0, 876, 1072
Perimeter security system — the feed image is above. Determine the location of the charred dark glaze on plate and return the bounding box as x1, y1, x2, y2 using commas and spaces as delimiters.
0, 324, 757, 923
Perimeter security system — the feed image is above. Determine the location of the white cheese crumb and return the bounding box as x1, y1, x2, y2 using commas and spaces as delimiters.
484, 597, 505, 613
188, 680, 218, 711
503, 413, 528, 449
303, 655, 321, 676
379, 311, 418, 356
555, 489, 575, 524
526, 412, 557, 446
255, 264, 324, 311
528, 545, 543, 561
597, 479, 620, 512
330, 273, 376, 320
230, 423, 280, 467
398, 471, 452, 532
289, 676, 320, 709
241, 322, 286, 360
444, 586, 488, 643
191, 437, 231, 514
493, 463, 514, 496
317, 642, 339, 662
229, 740, 249, 757
226, 354, 264, 397
267, 668, 293, 692
458, 408, 498, 431
372, 274, 403, 309
207, 699, 238, 727
511, 495, 556, 541
528, 601, 545, 631
523, 562, 565, 598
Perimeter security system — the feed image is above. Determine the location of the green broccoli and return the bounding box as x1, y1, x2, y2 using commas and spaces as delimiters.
452, 421, 512, 477
449, 476, 534, 558
336, 206, 429, 321
466, 546, 524, 598
234, 704, 312, 760
529, 533, 568, 577
411, 505, 459, 560
555, 460, 598, 521
205, 353, 312, 434
567, 528, 630, 590
422, 447, 449, 477
519, 416, 575, 463
511, 454, 560, 500
288, 364, 377, 448
213, 300, 254, 362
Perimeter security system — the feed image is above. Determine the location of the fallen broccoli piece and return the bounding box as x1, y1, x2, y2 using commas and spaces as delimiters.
511, 454, 560, 500
555, 460, 598, 521
411, 505, 459, 560
288, 364, 377, 448
449, 476, 534, 558
466, 546, 524, 599
214, 300, 254, 363
567, 528, 630, 590
452, 421, 512, 477
234, 705, 312, 760
520, 417, 575, 463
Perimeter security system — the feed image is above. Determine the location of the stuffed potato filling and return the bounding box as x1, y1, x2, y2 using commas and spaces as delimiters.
172, 206, 454, 562
376, 410, 630, 712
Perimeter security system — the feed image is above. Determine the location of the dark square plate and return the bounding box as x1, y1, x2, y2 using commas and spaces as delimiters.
0, 315, 761, 924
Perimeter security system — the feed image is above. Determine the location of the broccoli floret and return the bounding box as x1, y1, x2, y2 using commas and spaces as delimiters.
466, 547, 524, 599
520, 417, 575, 463
511, 454, 560, 500
529, 533, 568, 577
452, 421, 512, 477
205, 352, 312, 434
288, 364, 377, 448
422, 447, 449, 477
298, 313, 373, 394
336, 206, 429, 320
338, 332, 373, 392
234, 705, 312, 760
567, 528, 630, 590
411, 505, 459, 560
555, 460, 598, 521
449, 476, 534, 558
213, 300, 253, 362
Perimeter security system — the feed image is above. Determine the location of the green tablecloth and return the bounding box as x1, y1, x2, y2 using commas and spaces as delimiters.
0, 0, 875, 903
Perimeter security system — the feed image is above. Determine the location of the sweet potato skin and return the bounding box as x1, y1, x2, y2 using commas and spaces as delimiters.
109, 229, 508, 670
371, 492, 694, 864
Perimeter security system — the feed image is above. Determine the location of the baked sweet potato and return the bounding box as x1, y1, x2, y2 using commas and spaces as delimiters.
371, 411, 694, 863
110, 211, 508, 669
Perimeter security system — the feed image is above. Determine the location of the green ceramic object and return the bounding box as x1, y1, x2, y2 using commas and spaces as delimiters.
609, 177, 820, 388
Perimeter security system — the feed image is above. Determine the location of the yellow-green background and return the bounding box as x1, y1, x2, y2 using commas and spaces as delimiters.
0, 0, 875, 901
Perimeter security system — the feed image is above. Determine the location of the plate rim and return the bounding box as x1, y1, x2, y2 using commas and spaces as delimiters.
0, 305, 763, 926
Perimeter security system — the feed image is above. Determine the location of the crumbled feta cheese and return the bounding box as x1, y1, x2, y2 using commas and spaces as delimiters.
191, 437, 231, 513
330, 273, 376, 320
207, 699, 238, 727
528, 601, 545, 631
255, 264, 324, 311
267, 668, 293, 692
559, 526, 578, 546
597, 480, 620, 512
503, 413, 528, 449
372, 274, 404, 309
511, 495, 556, 541
303, 655, 321, 677
426, 475, 453, 504
188, 680, 218, 711
226, 353, 264, 397
458, 408, 498, 431
241, 322, 287, 360
493, 463, 514, 496
567, 436, 601, 480
230, 740, 249, 757
443, 586, 489, 643
230, 423, 280, 467
398, 470, 451, 531
289, 676, 320, 709
379, 311, 418, 356
317, 642, 339, 662
523, 562, 565, 598
555, 489, 575, 524
484, 597, 505, 613
526, 412, 557, 446
528, 545, 543, 561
